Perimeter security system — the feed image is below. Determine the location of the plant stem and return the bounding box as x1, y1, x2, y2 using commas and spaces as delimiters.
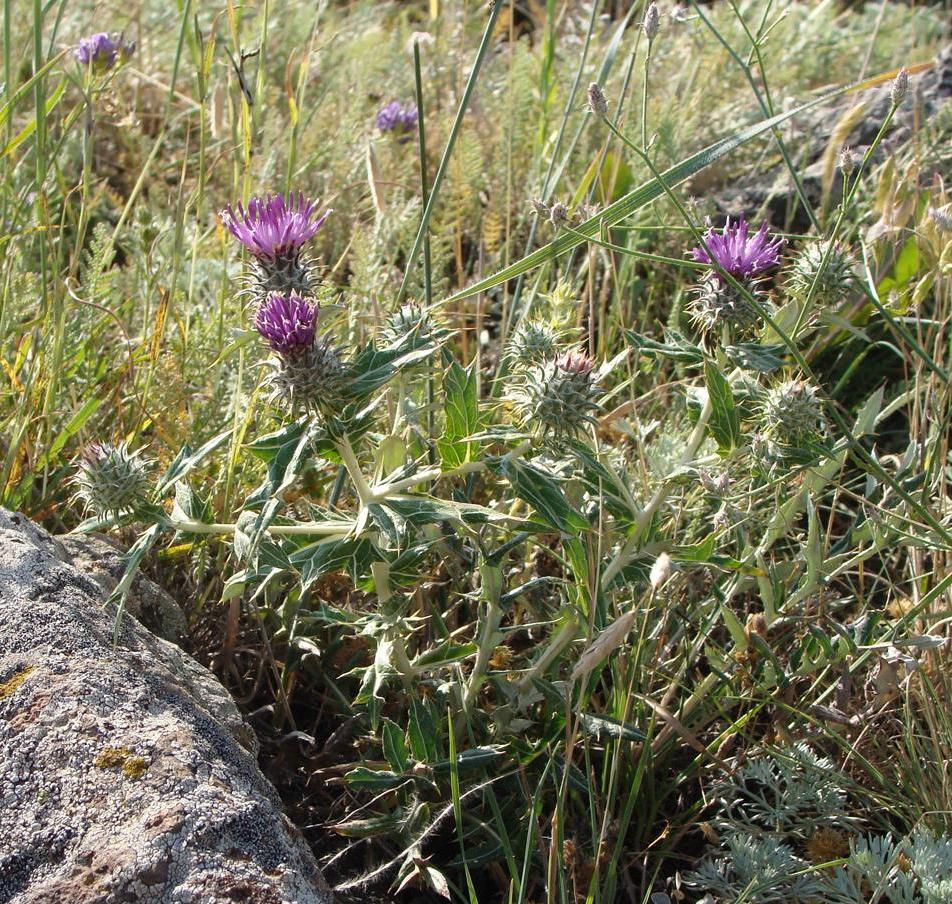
162, 518, 356, 537
599, 391, 714, 590
334, 435, 373, 506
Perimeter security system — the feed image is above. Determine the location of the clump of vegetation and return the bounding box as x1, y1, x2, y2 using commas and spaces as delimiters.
2, 1, 951, 901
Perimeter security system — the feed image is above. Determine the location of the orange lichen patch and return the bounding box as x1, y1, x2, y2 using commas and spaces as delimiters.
94, 746, 150, 779
122, 756, 149, 780
0, 666, 34, 700
94, 746, 133, 769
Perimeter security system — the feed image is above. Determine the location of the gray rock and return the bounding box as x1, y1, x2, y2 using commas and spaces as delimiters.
0, 510, 333, 904
57, 532, 188, 644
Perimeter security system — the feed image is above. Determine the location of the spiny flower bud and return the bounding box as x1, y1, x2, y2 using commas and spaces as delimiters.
269, 339, 345, 414
74, 442, 153, 519
505, 319, 563, 369
643, 2, 660, 40
760, 379, 824, 459
510, 349, 601, 439
687, 275, 763, 342
382, 302, 435, 344
891, 67, 908, 106
587, 82, 608, 117
785, 240, 855, 307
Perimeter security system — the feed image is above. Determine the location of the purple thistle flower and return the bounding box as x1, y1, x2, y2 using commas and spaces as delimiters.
74, 32, 134, 73
220, 193, 331, 262
255, 293, 318, 355
691, 217, 784, 283
376, 101, 418, 135
556, 350, 595, 376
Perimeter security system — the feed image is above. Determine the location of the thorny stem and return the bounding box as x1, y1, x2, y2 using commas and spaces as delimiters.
164, 518, 356, 537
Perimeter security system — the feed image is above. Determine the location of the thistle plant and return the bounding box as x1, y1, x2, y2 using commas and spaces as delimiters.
255, 292, 345, 413
760, 378, 825, 461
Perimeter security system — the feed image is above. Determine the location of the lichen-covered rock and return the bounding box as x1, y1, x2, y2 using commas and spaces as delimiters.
57, 532, 188, 644
0, 510, 333, 904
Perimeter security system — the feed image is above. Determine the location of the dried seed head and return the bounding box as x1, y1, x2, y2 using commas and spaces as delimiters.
650, 552, 672, 590
530, 198, 550, 219
571, 609, 637, 681
643, 2, 660, 40
838, 146, 856, 176
785, 240, 856, 307
928, 207, 952, 232
699, 468, 731, 496
549, 202, 569, 229
587, 82, 609, 117
74, 442, 153, 519
890, 67, 908, 106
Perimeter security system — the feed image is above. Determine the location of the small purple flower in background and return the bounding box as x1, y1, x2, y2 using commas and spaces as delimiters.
74, 32, 135, 74
255, 292, 318, 356
691, 217, 784, 283
376, 101, 418, 136
220, 193, 331, 262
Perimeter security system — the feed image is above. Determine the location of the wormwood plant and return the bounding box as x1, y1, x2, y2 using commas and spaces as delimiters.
686, 745, 952, 904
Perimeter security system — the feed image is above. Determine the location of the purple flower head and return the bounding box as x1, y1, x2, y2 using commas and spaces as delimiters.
556, 350, 595, 376
220, 193, 331, 262
255, 292, 318, 355
74, 32, 134, 73
691, 217, 784, 283
376, 101, 418, 135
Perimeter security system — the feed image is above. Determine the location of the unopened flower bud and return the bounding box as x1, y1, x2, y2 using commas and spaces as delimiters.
890, 67, 908, 106
509, 348, 601, 438
643, 2, 660, 40
650, 551, 672, 590
74, 442, 153, 519
587, 82, 608, 117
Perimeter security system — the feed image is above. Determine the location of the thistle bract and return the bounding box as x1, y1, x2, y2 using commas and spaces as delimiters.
269, 340, 345, 413
382, 303, 434, 345
760, 379, 824, 459
692, 217, 783, 284
74, 442, 152, 518
220, 193, 330, 296
376, 101, 418, 135
255, 293, 318, 356
687, 275, 763, 340
511, 350, 601, 438
74, 33, 135, 74
785, 241, 855, 307
504, 320, 563, 369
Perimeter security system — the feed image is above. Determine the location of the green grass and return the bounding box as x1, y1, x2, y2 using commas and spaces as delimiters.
3, 1, 952, 902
